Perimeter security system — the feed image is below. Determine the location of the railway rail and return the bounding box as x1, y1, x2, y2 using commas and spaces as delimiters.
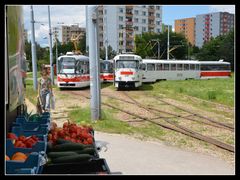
66, 90, 234, 153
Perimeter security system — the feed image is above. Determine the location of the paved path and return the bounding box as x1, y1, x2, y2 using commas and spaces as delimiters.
95, 131, 234, 175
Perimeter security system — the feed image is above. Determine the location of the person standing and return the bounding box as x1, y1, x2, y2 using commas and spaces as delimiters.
37, 67, 53, 112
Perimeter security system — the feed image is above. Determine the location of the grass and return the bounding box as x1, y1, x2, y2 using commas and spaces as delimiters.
68, 106, 168, 140
27, 72, 41, 79
25, 79, 38, 105
140, 75, 234, 107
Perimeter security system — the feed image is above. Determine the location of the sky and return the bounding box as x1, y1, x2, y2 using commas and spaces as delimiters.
22, 5, 235, 47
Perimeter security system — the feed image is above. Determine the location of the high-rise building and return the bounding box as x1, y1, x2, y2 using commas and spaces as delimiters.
195, 12, 234, 47
53, 25, 86, 45
23, 29, 28, 42
86, 5, 163, 54
175, 17, 195, 46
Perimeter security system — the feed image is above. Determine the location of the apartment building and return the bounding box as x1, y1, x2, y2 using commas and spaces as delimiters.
175, 17, 195, 46
86, 5, 163, 53
195, 12, 234, 47
53, 25, 86, 44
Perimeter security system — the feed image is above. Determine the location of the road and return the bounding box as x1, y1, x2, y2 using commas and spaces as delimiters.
95, 131, 234, 175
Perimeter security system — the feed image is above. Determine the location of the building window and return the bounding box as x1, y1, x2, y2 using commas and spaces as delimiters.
156, 21, 161, 25
142, 11, 146, 16
157, 28, 161, 33
119, 24, 123, 29
134, 10, 139, 15
142, 19, 146, 24
134, 26, 139, 31
156, 13, 160, 18
119, 8, 123, 13
119, 16, 123, 21
134, 18, 138, 23
142, 5, 146, 8
142, 27, 146, 32
156, 6, 160, 10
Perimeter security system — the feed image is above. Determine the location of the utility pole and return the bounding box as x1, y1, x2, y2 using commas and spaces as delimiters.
48, 5, 54, 85
167, 25, 170, 60
157, 40, 160, 59
104, 7, 108, 60
30, 5, 38, 91
87, 5, 101, 121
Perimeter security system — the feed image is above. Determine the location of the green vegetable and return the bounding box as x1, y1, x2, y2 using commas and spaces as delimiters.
51, 154, 93, 163
56, 138, 73, 145
76, 148, 96, 155
47, 151, 79, 158
50, 143, 87, 152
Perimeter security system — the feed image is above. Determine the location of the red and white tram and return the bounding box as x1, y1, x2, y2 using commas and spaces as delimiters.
113, 54, 143, 89
57, 53, 90, 88
101, 60, 114, 82
199, 60, 231, 79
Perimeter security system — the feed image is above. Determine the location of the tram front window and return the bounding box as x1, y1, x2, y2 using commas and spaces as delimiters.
116, 60, 139, 69
59, 57, 76, 74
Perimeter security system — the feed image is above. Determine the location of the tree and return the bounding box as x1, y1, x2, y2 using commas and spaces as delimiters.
134, 31, 188, 59
78, 33, 86, 55
99, 45, 117, 60
196, 30, 234, 71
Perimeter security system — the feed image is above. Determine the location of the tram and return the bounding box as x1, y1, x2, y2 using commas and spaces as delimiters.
113, 54, 143, 89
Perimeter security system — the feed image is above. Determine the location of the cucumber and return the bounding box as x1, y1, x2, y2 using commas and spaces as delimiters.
50, 143, 86, 152
51, 154, 93, 164
47, 151, 78, 158
76, 148, 96, 155
56, 138, 73, 145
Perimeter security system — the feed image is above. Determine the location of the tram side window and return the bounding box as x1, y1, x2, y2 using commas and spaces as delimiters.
171, 64, 176, 70
196, 64, 200, 70
141, 64, 146, 71
147, 63, 155, 71
184, 64, 189, 71
190, 64, 195, 70
177, 64, 183, 71
156, 63, 162, 71
163, 64, 169, 71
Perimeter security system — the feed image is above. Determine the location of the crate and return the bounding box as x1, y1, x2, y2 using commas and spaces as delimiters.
42, 158, 111, 174
16, 116, 50, 125
12, 125, 49, 137
12, 122, 49, 132
6, 152, 42, 174
6, 139, 47, 154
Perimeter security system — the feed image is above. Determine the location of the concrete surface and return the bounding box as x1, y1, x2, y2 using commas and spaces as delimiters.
95, 131, 235, 175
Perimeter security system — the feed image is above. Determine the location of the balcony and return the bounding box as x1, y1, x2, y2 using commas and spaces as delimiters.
126, 35, 134, 41
126, 45, 134, 50
148, 7, 155, 13
126, 5, 133, 9
126, 12, 133, 17
126, 28, 133, 32
126, 21, 133, 26
148, 15, 155, 21
148, 23, 155, 28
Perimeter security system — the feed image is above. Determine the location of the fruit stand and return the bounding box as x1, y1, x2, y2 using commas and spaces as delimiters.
6, 112, 111, 175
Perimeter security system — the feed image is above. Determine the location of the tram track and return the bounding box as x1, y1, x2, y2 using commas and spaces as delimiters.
67, 90, 234, 153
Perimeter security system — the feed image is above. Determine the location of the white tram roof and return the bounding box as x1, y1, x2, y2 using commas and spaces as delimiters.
114, 54, 142, 60
58, 54, 89, 61
143, 59, 200, 64
199, 61, 230, 65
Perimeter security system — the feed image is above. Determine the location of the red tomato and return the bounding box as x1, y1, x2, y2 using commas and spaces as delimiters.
7, 133, 18, 140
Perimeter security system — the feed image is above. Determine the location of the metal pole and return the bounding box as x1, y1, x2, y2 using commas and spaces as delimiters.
48, 5, 54, 85
87, 5, 101, 121
95, 9, 101, 118
157, 40, 160, 59
30, 6, 38, 91
104, 7, 108, 60
167, 25, 170, 60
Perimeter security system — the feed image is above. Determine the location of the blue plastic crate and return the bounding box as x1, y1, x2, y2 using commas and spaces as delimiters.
16, 116, 50, 125
6, 138, 47, 154
12, 125, 49, 137
12, 122, 49, 132
6, 152, 41, 174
